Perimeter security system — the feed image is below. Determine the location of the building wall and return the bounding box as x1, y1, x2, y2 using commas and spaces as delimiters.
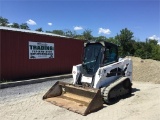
0, 29, 84, 81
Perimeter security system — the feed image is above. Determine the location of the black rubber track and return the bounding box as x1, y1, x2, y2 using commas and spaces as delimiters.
101, 77, 132, 104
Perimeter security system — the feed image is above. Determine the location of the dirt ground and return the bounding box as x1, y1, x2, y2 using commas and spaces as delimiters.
0, 57, 160, 120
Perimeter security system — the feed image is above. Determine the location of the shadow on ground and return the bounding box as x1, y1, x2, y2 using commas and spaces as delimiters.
106, 87, 140, 105
132, 88, 140, 93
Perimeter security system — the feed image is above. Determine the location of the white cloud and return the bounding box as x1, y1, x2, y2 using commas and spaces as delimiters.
74, 26, 83, 30
26, 19, 37, 25
148, 35, 160, 40
98, 28, 111, 35
48, 23, 52, 26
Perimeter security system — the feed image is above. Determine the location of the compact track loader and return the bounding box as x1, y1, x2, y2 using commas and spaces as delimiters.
43, 41, 132, 115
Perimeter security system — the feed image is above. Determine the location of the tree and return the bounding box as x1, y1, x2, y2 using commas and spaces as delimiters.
20, 23, 30, 30
147, 39, 158, 45
144, 38, 160, 60
11, 23, 20, 28
115, 28, 134, 56
65, 30, 76, 38
0, 16, 9, 26
133, 40, 160, 60
82, 29, 93, 40
107, 37, 120, 45
52, 30, 65, 35
95, 36, 107, 41
46, 30, 52, 33
151, 45, 160, 60
35, 27, 43, 32
74, 35, 85, 40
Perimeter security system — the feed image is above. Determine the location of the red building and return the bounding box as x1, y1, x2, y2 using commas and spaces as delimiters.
0, 27, 84, 81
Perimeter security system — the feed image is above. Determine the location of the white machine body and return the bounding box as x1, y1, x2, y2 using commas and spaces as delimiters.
72, 57, 132, 89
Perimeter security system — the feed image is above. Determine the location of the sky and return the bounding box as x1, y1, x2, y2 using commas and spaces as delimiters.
0, 0, 160, 43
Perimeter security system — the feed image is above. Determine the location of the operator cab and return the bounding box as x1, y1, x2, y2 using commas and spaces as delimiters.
82, 41, 118, 75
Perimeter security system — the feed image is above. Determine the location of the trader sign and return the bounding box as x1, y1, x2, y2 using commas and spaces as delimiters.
29, 41, 54, 59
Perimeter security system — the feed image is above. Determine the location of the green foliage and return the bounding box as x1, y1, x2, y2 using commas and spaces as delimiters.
115, 28, 134, 56
133, 40, 160, 60
52, 30, 65, 35
11, 23, 20, 28
147, 39, 158, 45
82, 29, 93, 40
35, 27, 43, 32
20, 23, 30, 30
95, 36, 107, 41
65, 30, 76, 38
0, 16, 9, 26
46, 30, 77, 38
74, 35, 85, 40
151, 45, 160, 60
107, 37, 120, 45
46, 30, 64, 35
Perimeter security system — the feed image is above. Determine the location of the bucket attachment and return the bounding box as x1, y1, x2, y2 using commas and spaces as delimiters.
43, 81, 103, 116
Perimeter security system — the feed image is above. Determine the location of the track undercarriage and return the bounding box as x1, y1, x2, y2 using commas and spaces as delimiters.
101, 77, 132, 104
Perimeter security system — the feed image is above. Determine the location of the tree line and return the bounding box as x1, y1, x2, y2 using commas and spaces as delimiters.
1, 16, 160, 60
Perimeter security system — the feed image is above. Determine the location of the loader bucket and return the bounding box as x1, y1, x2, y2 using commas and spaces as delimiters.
43, 81, 103, 116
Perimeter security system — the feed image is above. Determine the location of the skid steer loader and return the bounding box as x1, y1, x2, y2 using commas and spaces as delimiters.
43, 41, 132, 116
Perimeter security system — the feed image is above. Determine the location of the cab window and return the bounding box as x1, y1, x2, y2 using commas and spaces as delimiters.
103, 47, 117, 65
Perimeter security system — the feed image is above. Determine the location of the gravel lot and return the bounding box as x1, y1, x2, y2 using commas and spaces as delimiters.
0, 79, 160, 120
0, 57, 160, 120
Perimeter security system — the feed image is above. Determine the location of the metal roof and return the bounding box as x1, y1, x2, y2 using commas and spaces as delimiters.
0, 26, 70, 38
